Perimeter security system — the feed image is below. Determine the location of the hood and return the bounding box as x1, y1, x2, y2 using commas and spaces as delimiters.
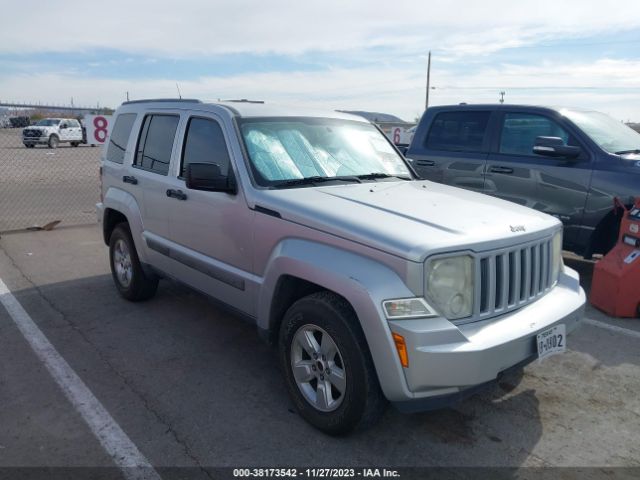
257, 180, 560, 262
619, 152, 640, 163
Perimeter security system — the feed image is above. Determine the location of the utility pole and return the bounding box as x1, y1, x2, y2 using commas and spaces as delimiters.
499, 91, 505, 104
425, 51, 432, 111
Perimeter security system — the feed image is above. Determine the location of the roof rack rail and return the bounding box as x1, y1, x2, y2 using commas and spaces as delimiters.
122, 98, 202, 105
222, 99, 265, 104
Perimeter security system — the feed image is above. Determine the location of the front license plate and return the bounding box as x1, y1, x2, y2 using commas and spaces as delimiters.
536, 324, 566, 361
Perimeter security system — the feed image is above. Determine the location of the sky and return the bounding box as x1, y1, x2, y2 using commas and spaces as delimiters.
0, 0, 639, 122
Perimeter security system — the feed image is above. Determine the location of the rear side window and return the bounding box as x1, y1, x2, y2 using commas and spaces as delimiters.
180, 117, 230, 178
499, 113, 569, 156
106, 113, 137, 164
134, 114, 180, 175
426, 111, 490, 152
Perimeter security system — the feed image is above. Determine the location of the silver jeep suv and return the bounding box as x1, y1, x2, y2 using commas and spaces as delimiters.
97, 99, 585, 434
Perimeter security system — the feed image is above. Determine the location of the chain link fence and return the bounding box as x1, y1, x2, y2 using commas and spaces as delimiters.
0, 127, 101, 232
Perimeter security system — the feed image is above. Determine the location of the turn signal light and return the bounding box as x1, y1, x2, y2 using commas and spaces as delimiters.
392, 333, 409, 368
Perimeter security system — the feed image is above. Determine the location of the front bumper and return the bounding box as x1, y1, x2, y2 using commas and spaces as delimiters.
385, 266, 585, 409
23, 135, 48, 144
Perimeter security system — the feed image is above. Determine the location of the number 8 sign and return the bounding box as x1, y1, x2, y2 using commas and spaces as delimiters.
84, 114, 113, 145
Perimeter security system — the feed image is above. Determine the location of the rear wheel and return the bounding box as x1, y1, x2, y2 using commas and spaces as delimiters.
279, 291, 386, 435
48, 135, 59, 149
109, 223, 158, 301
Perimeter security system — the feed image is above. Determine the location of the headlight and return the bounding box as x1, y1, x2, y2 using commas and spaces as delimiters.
426, 255, 474, 320
551, 230, 563, 285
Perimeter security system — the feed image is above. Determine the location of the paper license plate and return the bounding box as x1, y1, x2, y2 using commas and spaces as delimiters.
536, 324, 566, 361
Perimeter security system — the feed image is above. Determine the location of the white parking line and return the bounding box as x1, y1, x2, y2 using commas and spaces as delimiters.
584, 317, 640, 339
0, 278, 161, 480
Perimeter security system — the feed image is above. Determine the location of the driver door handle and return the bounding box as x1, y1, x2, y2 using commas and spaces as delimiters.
166, 189, 187, 201
416, 159, 435, 167
122, 175, 138, 185
489, 166, 514, 174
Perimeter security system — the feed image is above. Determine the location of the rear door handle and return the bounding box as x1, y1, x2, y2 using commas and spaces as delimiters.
416, 159, 436, 167
489, 166, 514, 174
166, 189, 187, 201
122, 175, 138, 185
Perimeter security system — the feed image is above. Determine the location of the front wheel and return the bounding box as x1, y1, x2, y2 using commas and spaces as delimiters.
48, 135, 59, 149
109, 224, 158, 301
279, 292, 386, 435
70, 141, 79, 147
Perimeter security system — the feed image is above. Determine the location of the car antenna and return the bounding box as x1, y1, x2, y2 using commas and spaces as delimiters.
176, 83, 182, 99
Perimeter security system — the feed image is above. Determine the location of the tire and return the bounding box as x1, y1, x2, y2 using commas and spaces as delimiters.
48, 134, 59, 149
279, 291, 386, 435
24, 143, 34, 148
71, 142, 79, 147
109, 223, 159, 301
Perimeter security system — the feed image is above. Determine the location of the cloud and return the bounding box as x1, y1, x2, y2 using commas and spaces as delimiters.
1, 58, 638, 121
1, 1, 639, 121
1, 0, 639, 57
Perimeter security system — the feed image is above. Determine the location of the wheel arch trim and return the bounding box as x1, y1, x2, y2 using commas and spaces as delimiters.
259, 238, 415, 400
101, 188, 148, 265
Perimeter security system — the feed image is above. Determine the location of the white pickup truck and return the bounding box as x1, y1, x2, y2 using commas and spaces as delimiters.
22, 118, 83, 148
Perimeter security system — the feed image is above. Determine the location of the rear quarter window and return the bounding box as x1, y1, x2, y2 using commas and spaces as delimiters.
133, 114, 180, 175
426, 111, 490, 153
106, 113, 137, 164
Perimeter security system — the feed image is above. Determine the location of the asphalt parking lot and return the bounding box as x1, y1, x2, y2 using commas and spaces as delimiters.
0, 225, 639, 479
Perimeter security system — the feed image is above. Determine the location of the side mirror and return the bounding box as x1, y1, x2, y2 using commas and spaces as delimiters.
533, 136, 581, 159
60, 124, 67, 129
186, 163, 237, 194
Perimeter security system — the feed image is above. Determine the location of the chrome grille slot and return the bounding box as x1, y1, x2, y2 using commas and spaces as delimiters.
507, 251, 517, 306
475, 236, 555, 320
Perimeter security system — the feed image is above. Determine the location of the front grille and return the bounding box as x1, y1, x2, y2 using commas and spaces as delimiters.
24, 130, 41, 138
475, 236, 554, 320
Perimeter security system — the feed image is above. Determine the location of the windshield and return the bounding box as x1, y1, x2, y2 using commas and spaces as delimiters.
238, 117, 412, 187
36, 119, 60, 126
562, 109, 640, 154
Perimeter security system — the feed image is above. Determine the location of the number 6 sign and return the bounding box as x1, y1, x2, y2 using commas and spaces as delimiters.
84, 114, 113, 145
392, 127, 401, 145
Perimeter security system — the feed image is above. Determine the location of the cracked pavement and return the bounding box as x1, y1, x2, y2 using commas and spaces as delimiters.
0, 225, 639, 475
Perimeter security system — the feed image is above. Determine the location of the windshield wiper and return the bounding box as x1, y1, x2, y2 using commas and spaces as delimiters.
356, 172, 412, 181
272, 175, 361, 189
615, 149, 640, 155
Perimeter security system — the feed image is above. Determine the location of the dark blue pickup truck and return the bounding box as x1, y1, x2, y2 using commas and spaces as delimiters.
406, 104, 640, 258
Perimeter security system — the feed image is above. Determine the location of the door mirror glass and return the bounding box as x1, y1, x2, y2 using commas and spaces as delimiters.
533, 136, 581, 159
186, 163, 237, 194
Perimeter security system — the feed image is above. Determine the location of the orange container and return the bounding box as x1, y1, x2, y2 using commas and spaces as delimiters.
590, 198, 640, 318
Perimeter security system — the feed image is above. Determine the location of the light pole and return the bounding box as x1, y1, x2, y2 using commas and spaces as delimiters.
425, 51, 432, 110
